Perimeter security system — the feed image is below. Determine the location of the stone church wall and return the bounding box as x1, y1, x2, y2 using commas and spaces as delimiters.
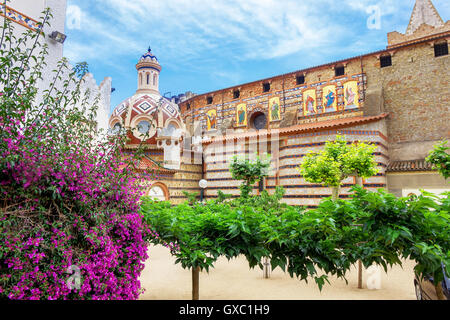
362, 40, 450, 161
202, 120, 388, 208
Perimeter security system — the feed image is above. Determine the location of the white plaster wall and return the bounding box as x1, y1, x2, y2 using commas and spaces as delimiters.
1, 0, 111, 135
5, 0, 45, 20
402, 188, 449, 198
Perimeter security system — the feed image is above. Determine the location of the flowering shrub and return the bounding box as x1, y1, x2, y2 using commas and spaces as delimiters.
0, 9, 152, 299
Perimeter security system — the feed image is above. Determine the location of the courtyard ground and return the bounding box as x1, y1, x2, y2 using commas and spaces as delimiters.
139, 245, 417, 300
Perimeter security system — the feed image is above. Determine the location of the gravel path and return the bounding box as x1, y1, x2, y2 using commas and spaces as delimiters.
139, 245, 417, 300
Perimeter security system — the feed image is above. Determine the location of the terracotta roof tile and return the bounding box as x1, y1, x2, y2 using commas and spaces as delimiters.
386, 159, 434, 172
120, 156, 176, 174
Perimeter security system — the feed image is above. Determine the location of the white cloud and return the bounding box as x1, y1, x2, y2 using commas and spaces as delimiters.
66, 5, 82, 30
64, 3, 142, 64
60, 0, 450, 110
345, 0, 407, 15
64, 0, 449, 73
64, 0, 356, 68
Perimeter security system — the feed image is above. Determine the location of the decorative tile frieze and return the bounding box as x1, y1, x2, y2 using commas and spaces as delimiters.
0, 4, 42, 32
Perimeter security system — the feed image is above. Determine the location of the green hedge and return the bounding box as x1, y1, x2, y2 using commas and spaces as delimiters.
141, 187, 450, 290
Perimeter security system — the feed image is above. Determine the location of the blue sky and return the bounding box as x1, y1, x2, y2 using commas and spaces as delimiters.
63, 0, 450, 113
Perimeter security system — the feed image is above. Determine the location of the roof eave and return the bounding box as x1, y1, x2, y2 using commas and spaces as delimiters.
202, 113, 389, 145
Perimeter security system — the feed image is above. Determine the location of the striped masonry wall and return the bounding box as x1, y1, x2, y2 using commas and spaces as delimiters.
203, 123, 388, 207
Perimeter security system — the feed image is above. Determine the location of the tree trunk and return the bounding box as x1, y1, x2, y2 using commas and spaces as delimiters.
355, 176, 363, 289
435, 282, 446, 300
358, 260, 363, 289
263, 257, 270, 279
192, 267, 200, 300
355, 176, 363, 188
331, 186, 340, 201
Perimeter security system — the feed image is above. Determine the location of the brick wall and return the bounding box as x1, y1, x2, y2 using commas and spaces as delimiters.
362, 40, 450, 161
203, 123, 388, 208
162, 163, 203, 205
180, 34, 449, 163
180, 60, 367, 135
135, 151, 203, 205
177, 25, 450, 203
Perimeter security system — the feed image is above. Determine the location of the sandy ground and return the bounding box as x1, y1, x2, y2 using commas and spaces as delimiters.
139, 245, 417, 300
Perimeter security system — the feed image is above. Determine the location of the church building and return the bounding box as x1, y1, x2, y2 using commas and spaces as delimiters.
109, 48, 204, 202
110, 0, 449, 206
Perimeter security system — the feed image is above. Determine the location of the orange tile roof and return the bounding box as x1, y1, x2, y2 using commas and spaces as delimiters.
203, 113, 389, 144
120, 156, 176, 174
137, 157, 176, 174
386, 159, 434, 172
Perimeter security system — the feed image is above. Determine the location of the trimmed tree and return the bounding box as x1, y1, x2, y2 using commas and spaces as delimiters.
229, 154, 271, 199
298, 135, 379, 288
426, 140, 450, 179
140, 187, 450, 300
425, 140, 450, 299
298, 135, 379, 201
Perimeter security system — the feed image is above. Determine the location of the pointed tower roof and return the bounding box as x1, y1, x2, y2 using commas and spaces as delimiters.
137, 47, 161, 68
406, 0, 444, 35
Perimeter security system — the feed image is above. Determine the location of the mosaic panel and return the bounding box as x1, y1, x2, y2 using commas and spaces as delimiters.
0, 4, 41, 32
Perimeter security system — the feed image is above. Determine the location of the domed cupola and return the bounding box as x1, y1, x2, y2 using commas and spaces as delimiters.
136, 47, 162, 95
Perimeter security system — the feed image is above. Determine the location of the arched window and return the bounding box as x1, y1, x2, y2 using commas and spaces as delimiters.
153, 74, 157, 86
147, 184, 168, 201
168, 123, 177, 132
139, 73, 142, 85
137, 120, 151, 134
112, 122, 122, 134
146, 73, 150, 85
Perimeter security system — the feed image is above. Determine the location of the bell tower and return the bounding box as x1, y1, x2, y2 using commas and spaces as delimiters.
387, 0, 449, 48
136, 47, 161, 95
406, 0, 444, 35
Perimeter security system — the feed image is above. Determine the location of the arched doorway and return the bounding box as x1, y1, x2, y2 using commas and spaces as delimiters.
147, 183, 169, 201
